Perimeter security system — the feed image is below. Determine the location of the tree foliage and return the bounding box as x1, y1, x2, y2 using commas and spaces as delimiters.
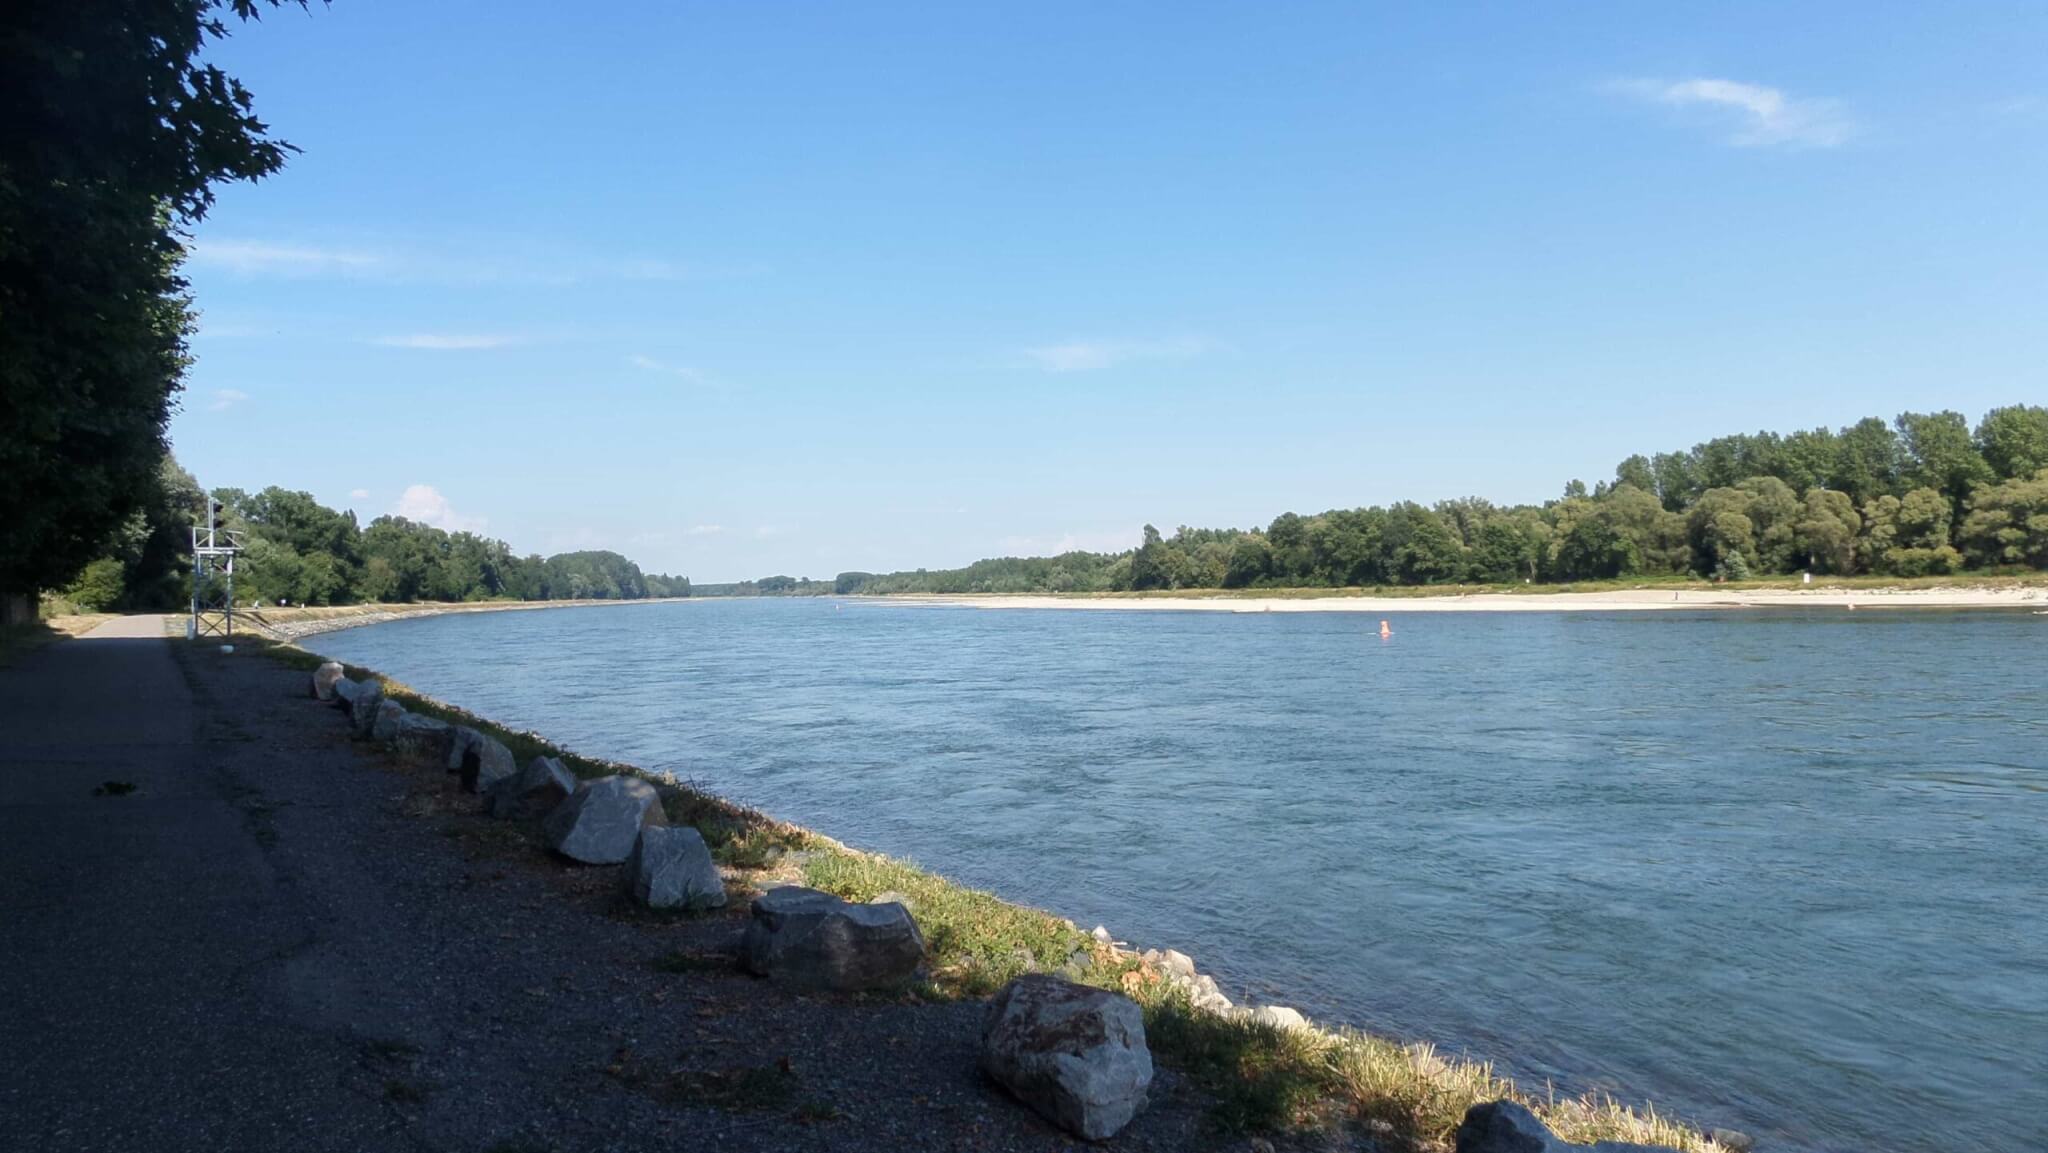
2, 1, 306, 606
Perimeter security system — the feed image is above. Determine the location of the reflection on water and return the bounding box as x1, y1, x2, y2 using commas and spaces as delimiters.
312, 601, 2048, 1153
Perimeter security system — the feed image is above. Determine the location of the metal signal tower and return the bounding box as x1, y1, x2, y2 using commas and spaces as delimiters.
190, 498, 244, 638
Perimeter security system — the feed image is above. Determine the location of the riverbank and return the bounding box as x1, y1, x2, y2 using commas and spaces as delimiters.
236, 596, 697, 641
886, 579, 2048, 613
260, 630, 1728, 1152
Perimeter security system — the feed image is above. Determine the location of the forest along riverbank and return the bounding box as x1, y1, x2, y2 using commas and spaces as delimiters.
304, 599, 2048, 1153
891, 583, 2048, 612
242, 597, 698, 641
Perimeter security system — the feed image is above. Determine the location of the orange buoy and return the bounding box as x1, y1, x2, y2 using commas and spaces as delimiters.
1379, 619, 1392, 639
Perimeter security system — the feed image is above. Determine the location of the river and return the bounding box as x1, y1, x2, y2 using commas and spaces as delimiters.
308, 599, 2047, 1153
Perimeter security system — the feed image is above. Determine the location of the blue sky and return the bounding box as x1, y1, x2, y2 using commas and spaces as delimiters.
175, 2, 2048, 581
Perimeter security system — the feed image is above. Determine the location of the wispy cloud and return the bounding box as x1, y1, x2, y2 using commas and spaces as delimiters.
629, 354, 706, 383
392, 484, 486, 532
349, 488, 371, 500
1613, 77, 1856, 149
1023, 336, 1214, 373
207, 388, 250, 411
187, 240, 381, 277
187, 236, 737, 287
372, 333, 522, 351
754, 525, 784, 539
687, 524, 725, 536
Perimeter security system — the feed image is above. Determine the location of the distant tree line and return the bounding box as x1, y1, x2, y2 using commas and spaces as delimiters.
693, 576, 838, 598
57, 461, 688, 611
839, 405, 2048, 594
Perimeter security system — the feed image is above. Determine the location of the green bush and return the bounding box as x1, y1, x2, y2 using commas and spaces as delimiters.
64, 558, 128, 612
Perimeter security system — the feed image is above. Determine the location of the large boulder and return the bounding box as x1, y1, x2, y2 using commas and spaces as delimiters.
311, 661, 346, 701
370, 699, 407, 743
981, 975, 1153, 1141
486, 755, 577, 820
1455, 1101, 1683, 1153
742, 886, 924, 991
393, 712, 457, 766
331, 676, 358, 708
541, 775, 668, 864
621, 826, 726, 910
449, 726, 517, 794
348, 680, 385, 738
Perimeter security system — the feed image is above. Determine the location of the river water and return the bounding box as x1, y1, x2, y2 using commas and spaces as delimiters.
309, 599, 2047, 1152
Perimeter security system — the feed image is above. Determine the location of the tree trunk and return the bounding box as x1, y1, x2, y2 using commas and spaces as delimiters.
1, 593, 34, 627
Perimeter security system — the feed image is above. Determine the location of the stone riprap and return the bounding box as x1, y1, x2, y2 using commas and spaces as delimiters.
486, 755, 577, 821
369, 698, 407, 743
347, 680, 385, 738
392, 712, 456, 767
449, 726, 517, 794
742, 886, 924, 991
311, 661, 346, 701
621, 826, 725, 910
1455, 1101, 1683, 1153
981, 974, 1154, 1141
542, 775, 668, 864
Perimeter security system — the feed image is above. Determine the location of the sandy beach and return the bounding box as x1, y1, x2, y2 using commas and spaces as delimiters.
891, 585, 2048, 613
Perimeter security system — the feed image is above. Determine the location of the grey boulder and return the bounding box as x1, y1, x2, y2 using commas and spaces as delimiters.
331, 676, 358, 708
370, 699, 407, 743
347, 679, 385, 737
486, 755, 577, 820
1247, 1004, 1309, 1031
621, 826, 726, 910
742, 886, 924, 991
542, 775, 668, 864
981, 974, 1153, 1141
449, 726, 517, 794
311, 661, 346, 701
392, 712, 456, 766
1455, 1101, 1683, 1153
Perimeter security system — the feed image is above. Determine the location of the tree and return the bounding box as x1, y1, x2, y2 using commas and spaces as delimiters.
1975, 405, 2048, 481
0, 1, 304, 621
1793, 489, 1860, 574
1959, 468, 2048, 569
1222, 535, 1271, 588
1832, 417, 1902, 506
1896, 410, 1992, 515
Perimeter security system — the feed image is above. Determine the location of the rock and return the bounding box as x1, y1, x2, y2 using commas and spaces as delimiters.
1090, 925, 1113, 946
1160, 948, 1196, 979
392, 712, 456, 766
449, 726, 517, 793
1248, 1005, 1309, 1031
311, 661, 346, 701
621, 826, 725, 910
1707, 1131, 1755, 1153
331, 676, 358, 707
486, 755, 576, 820
542, 775, 668, 864
370, 699, 407, 742
1455, 1101, 1684, 1153
981, 974, 1153, 1141
347, 680, 385, 738
870, 889, 916, 911
742, 886, 925, 991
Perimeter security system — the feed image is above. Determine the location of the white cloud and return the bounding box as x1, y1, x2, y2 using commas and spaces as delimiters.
754, 525, 784, 538
687, 524, 725, 535
1023, 336, 1213, 373
392, 484, 487, 532
207, 388, 250, 411
1614, 77, 1856, 149
997, 530, 1140, 556
349, 488, 371, 500
187, 239, 381, 276
629, 354, 706, 382
373, 333, 521, 351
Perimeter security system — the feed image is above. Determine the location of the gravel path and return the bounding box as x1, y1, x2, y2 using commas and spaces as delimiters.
1, 631, 1289, 1152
